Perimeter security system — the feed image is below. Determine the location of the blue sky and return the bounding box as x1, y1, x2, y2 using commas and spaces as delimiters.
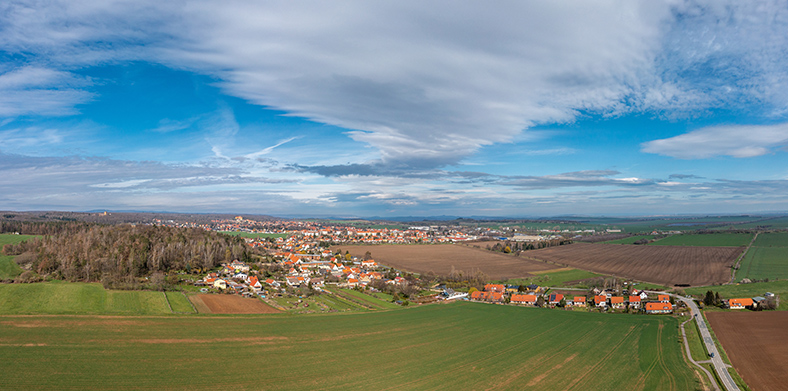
2, 1, 788, 217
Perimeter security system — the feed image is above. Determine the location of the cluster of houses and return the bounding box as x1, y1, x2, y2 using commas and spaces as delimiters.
468, 284, 675, 314
197, 261, 263, 297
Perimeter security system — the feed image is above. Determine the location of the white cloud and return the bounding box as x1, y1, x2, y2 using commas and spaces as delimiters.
641, 123, 788, 159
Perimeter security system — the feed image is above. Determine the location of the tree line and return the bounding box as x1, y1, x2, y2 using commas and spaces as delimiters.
2, 224, 260, 287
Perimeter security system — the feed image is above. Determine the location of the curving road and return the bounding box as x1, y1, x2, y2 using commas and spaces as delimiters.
647, 291, 740, 391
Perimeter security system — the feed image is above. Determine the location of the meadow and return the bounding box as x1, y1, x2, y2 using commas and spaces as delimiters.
0, 282, 174, 315
0, 302, 698, 390
649, 233, 753, 247
602, 235, 655, 244
505, 267, 603, 287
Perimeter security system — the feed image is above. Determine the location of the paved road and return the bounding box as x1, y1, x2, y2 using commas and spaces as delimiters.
647, 291, 739, 391
679, 316, 719, 390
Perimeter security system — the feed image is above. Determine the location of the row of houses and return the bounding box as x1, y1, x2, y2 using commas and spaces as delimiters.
469, 286, 674, 314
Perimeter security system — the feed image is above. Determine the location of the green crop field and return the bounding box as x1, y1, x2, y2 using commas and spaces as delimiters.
649, 233, 753, 247
603, 235, 656, 244
508, 268, 603, 287
752, 232, 788, 247
737, 247, 788, 280
0, 234, 40, 280
333, 288, 402, 309
166, 291, 196, 313
0, 282, 172, 315
0, 303, 697, 390
686, 280, 788, 311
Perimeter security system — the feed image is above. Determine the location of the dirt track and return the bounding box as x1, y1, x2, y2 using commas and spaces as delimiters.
522, 242, 741, 286
189, 294, 281, 314
335, 244, 555, 280
707, 311, 788, 391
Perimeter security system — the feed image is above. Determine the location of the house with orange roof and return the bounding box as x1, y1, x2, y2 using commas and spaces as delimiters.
470, 290, 485, 301
570, 296, 586, 307
548, 293, 564, 306
346, 278, 359, 287
511, 294, 537, 305
628, 295, 641, 309
657, 294, 670, 303
728, 298, 754, 309
247, 276, 261, 290
361, 259, 377, 268
645, 302, 673, 314
594, 295, 608, 307
609, 296, 625, 309
484, 284, 505, 293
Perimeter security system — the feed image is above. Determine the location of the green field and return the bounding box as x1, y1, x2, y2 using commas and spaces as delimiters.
649, 233, 753, 247
165, 291, 196, 313
733, 233, 788, 281
0, 234, 40, 280
686, 280, 788, 310
0, 302, 697, 390
507, 268, 604, 288
752, 232, 788, 247
0, 282, 172, 315
333, 288, 402, 310
603, 235, 655, 244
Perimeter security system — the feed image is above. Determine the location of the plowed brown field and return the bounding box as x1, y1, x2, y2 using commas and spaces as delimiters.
336, 244, 555, 280
189, 294, 280, 314
707, 311, 788, 391
522, 242, 741, 286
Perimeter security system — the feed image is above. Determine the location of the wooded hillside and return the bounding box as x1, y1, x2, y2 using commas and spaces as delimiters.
2, 225, 256, 284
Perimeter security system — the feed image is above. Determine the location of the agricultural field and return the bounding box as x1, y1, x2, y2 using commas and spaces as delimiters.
602, 235, 655, 244
685, 280, 788, 311
0, 302, 698, 390
506, 268, 604, 288
649, 233, 753, 247
0, 233, 39, 280
0, 282, 172, 315
524, 242, 742, 287
188, 294, 280, 314
165, 291, 196, 313
707, 311, 788, 391
336, 244, 555, 280
735, 233, 788, 281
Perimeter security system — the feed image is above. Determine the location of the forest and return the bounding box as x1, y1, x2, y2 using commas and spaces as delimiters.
2, 224, 259, 287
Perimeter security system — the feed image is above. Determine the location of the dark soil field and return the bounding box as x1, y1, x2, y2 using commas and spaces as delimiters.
336, 244, 556, 279
522, 242, 741, 286
189, 294, 280, 314
707, 311, 788, 391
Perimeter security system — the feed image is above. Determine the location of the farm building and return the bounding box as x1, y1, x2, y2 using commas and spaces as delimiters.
729, 298, 754, 309
511, 294, 537, 305
645, 302, 673, 314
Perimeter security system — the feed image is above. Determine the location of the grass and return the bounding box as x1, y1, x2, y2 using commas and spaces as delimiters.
649, 233, 753, 247
0, 234, 40, 280
0, 302, 698, 390
165, 291, 196, 313
334, 288, 402, 309
602, 235, 655, 244
0, 282, 171, 315
507, 268, 603, 287
686, 280, 788, 310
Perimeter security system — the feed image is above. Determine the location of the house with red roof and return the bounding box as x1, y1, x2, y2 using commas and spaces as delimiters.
548, 293, 564, 306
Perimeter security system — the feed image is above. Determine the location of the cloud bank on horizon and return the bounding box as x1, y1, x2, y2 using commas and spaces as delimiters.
2, 1, 788, 217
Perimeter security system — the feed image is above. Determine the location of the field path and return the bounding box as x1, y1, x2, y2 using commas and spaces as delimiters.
732, 233, 758, 283
679, 315, 719, 390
